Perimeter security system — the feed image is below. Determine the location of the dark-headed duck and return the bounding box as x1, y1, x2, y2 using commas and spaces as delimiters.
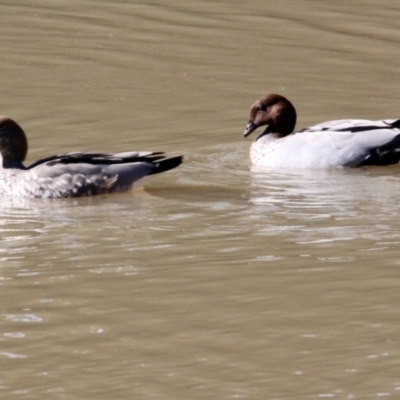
0, 116, 183, 198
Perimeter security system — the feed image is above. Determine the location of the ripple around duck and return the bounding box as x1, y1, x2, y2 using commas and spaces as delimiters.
1, 143, 399, 269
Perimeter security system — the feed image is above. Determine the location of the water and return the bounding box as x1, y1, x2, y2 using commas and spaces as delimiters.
1, 1, 400, 399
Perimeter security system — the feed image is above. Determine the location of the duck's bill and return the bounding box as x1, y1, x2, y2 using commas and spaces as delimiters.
243, 121, 256, 138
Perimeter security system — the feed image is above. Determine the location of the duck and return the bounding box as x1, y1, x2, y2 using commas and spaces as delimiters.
243, 94, 400, 168
0, 116, 183, 198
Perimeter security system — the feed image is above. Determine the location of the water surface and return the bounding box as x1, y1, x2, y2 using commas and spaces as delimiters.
1, 1, 400, 399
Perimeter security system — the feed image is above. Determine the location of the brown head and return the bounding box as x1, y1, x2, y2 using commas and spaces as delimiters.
0, 117, 28, 168
243, 94, 297, 138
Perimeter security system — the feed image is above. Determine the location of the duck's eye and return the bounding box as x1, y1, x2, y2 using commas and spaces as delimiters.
259, 104, 267, 112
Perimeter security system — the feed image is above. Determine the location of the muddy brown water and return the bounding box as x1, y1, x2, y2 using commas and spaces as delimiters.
1, 1, 400, 399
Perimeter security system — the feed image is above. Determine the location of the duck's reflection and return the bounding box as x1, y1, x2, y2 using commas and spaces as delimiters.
248, 165, 400, 243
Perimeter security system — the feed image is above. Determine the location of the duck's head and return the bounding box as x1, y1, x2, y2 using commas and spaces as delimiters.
0, 117, 28, 168
243, 94, 297, 138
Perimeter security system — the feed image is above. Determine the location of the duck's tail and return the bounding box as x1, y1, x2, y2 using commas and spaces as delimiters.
151, 155, 183, 174
363, 132, 400, 166
390, 119, 400, 128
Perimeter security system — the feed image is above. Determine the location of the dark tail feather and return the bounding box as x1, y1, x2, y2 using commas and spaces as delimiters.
390, 119, 400, 129
362, 133, 400, 166
151, 155, 183, 174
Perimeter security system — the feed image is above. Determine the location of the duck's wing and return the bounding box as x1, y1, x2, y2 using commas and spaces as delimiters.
299, 119, 400, 166
27, 151, 166, 169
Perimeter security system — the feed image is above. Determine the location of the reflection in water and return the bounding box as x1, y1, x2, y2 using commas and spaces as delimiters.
0, 192, 153, 275
250, 165, 400, 209
249, 166, 400, 244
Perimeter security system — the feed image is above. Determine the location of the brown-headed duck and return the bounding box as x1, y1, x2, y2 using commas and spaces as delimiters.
243, 94, 400, 168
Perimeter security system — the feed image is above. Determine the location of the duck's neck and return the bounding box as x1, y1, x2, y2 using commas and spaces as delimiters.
255, 127, 286, 141
1, 155, 26, 169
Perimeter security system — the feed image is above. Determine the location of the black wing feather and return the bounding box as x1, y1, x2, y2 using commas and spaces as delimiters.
27, 151, 166, 169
